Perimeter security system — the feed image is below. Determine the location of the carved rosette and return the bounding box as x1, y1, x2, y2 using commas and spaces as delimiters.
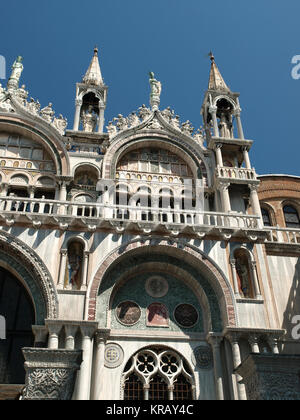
21, 348, 82, 401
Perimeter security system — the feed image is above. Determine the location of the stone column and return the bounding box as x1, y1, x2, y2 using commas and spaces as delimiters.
144, 384, 150, 401
28, 186, 35, 199
242, 147, 251, 170
81, 252, 89, 290
73, 99, 82, 131
207, 334, 225, 400
0, 183, 8, 197
215, 143, 224, 167
267, 335, 280, 354
47, 324, 62, 350
59, 181, 67, 202
248, 334, 260, 353
168, 385, 174, 401
209, 105, 220, 137
98, 105, 105, 134
76, 324, 97, 400
250, 261, 262, 299
58, 250, 68, 289
249, 184, 263, 226
219, 181, 231, 213
90, 329, 110, 400
230, 259, 241, 297
227, 332, 247, 400
65, 325, 78, 351
234, 108, 244, 140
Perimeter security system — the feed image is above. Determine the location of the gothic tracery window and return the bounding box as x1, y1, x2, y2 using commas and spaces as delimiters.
123, 347, 194, 401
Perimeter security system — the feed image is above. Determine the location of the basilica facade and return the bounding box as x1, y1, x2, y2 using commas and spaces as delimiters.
0, 49, 299, 401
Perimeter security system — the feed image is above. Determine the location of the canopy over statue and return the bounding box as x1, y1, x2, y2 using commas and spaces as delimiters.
149, 72, 162, 110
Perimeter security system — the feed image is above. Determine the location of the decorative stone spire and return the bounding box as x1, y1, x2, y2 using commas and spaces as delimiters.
73, 47, 108, 133
82, 47, 103, 86
208, 52, 230, 92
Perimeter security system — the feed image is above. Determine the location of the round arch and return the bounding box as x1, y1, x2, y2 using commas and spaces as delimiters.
0, 230, 58, 322
213, 95, 237, 110
0, 117, 70, 176
88, 239, 237, 329
103, 132, 209, 186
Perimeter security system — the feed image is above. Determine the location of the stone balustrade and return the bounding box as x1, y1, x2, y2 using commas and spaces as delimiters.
216, 166, 257, 182
265, 227, 300, 245
0, 195, 261, 232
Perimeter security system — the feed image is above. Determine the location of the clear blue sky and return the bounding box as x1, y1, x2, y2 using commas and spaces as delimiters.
1, 0, 300, 175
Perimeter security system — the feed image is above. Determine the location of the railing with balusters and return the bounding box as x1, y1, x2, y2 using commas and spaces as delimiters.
265, 227, 300, 245
0, 196, 261, 230
216, 166, 257, 181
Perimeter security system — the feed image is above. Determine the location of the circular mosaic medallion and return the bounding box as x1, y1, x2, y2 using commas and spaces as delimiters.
192, 346, 213, 370
145, 276, 169, 298
174, 304, 199, 328
116, 301, 141, 326
104, 343, 124, 369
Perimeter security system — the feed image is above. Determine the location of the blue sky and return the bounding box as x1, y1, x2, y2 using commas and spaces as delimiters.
1, 0, 300, 175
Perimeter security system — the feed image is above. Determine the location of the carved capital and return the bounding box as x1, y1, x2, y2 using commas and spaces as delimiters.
218, 181, 230, 192
249, 184, 259, 193
230, 258, 236, 268
209, 105, 218, 114
207, 333, 223, 349
21, 348, 82, 401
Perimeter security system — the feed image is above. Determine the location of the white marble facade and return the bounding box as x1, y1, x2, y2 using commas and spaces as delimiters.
0, 51, 299, 401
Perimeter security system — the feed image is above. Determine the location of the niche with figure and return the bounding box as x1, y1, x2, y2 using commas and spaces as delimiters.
65, 241, 84, 290
234, 249, 255, 299
216, 98, 234, 139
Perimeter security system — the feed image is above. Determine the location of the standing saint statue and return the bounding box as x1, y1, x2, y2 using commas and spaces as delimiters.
81, 105, 97, 132
149, 72, 162, 110
7, 56, 24, 92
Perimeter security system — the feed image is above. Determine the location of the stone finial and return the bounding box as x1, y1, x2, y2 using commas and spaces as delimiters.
82, 47, 104, 86
208, 52, 230, 92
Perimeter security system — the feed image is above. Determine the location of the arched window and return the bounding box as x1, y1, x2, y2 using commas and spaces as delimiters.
149, 374, 169, 400
0, 267, 35, 384
261, 207, 272, 227
283, 205, 300, 228
173, 374, 194, 400
124, 373, 144, 401
122, 347, 194, 401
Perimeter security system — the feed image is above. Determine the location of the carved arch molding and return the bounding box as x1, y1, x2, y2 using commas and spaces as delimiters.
0, 230, 58, 322
89, 239, 237, 330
